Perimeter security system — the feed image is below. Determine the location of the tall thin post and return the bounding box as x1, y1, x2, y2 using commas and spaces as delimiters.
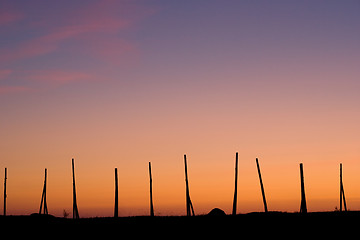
340, 163, 347, 212
340, 163, 343, 212
256, 158, 268, 212
149, 162, 154, 217
72, 158, 80, 219
114, 168, 118, 218
3, 168, 7, 216
299, 163, 307, 213
39, 168, 48, 214
232, 152, 238, 215
184, 154, 195, 216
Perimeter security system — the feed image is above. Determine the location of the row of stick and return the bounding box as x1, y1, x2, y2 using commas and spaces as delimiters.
2, 153, 348, 218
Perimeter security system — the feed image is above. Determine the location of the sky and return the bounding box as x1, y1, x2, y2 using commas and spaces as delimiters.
1, 0, 360, 217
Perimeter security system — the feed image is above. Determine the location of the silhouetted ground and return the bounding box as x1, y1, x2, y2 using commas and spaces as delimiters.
1, 211, 359, 237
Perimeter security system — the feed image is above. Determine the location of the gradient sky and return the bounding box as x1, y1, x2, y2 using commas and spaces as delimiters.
1, 0, 360, 217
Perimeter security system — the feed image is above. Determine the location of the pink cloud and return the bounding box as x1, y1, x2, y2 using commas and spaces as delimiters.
0, 85, 30, 94
0, 0, 133, 64
0, 69, 93, 95
0, 11, 23, 25
0, 17, 129, 63
27, 70, 93, 85
0, 0, 158, 66
0, 0, 157, 95
0, 69, 12, 80
0, 40, 56, 63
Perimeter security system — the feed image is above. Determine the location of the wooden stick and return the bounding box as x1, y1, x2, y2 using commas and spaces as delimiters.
184, 154, 190, 216
256, 158, 268, 212
149, 162, 154, 217
340, 163, 343, 212
72, 158, 80, 219
232, 152, 238, 215
39, 168, 48, 214
299, 163, 307, 213
44, 168, 48, 214
340, 163, 347, 212
3, 168, 7, 216
184, 154, 195, 216
114, 168, 118, 218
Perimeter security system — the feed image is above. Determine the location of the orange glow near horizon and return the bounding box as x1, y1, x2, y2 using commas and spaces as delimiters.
2, 148, 360, 217
2, 89, 360, 217
1, 1, 360, 217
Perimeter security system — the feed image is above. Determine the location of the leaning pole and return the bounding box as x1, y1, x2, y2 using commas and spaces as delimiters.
184, 154, 195, 216
39, 168, 48, 214
256, 158, 268, 212
72, 158, 80, 219
339, 163, 347, 212
299, 163, 307, 213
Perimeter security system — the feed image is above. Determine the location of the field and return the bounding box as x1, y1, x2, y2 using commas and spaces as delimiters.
1, 211, 359, 237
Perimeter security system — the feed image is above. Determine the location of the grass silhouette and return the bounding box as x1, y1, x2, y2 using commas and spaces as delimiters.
1, 211, 360, 237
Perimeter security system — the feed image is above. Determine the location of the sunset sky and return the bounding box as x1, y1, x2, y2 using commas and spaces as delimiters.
1, 0, 360, 217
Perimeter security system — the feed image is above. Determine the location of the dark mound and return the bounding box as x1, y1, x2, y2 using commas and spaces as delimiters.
207, 208, 226, 216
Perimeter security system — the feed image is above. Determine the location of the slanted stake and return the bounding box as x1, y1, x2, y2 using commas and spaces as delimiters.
184, 154, 195, 216
256, 158, 268, 212
232, 152, 238, 215
72, 158, 80, 219
39, 168, 48, 214
299, 163, 307, 213
339, 163, 347, 212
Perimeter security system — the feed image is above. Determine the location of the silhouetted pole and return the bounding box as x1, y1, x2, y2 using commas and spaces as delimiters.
232, 152, 238, 215
299, 163, 307, 213
72, 158, 80, 219
114, 168, 118, 218
340, 163, 342, 211
184, 154, 195, 216
149, 162, 154, 217
39, 168, 48, 214
256, 158, 268, 213
3, 168, 7, 216
340, 163, 347, 212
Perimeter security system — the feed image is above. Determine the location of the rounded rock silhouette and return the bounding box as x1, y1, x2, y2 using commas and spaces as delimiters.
207, 208, 226, 216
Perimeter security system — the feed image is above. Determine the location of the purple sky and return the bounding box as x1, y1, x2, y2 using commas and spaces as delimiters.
1, 0, 360, 216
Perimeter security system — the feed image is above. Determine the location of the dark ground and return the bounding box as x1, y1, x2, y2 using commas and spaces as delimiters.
1, 211, 359, 237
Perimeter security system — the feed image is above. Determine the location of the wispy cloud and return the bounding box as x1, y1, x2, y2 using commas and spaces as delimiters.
0, 11, 23, 26
0, 69, 92, 95
0, 85, 30, 94
0, 12, 130, 63
0, 0, 155, 94
27, 70, 93, 85
0, 0, 154, 64
0, 69, 12, 80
